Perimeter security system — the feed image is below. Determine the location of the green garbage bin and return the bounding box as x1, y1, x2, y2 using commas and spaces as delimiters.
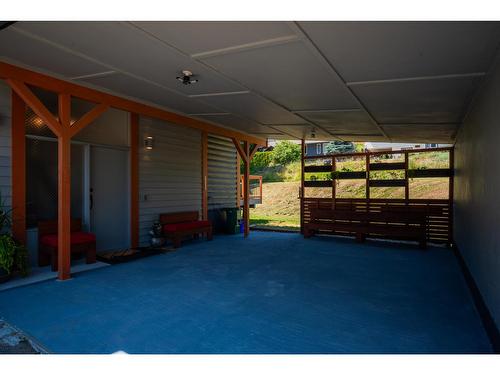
223, 207, 239, 234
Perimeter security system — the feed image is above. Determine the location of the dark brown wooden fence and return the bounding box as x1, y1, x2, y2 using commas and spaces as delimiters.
300, 146, 454, 245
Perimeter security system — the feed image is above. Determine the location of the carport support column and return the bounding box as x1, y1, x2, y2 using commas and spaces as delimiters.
58, 94, 71, 280
300, 139, 305, 234
232, 138, 254, 238
201, 131, 208, 220
130, 113, 139, 248
11, 91, 26, 245
243, 141, 250, 237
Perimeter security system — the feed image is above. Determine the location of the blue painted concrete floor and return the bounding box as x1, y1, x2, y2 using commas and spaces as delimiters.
0, 232, 492, 353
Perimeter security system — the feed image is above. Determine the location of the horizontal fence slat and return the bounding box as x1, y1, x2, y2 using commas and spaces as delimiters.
408, 168, 453, 178
304, 165, 332, 173
369, 162, 406, 171
304, 180, 332, 188
335, 171, 366, 180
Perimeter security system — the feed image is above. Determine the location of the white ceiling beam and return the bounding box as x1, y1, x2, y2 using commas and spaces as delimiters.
188, 91, 250, 98
380, 122, 461, 126
346, 72, 486, 87
71, 70, 117, 80
293, 108, 361, 114
191, 35, 300, 59
187, 112, 230, 116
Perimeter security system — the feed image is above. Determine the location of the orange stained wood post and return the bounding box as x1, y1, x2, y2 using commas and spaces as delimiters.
300, 139, 305, 233
243, 141, 250, 237
365, 153, 370, 199
57, 93, 72, 280
236, 152, 241, 208
130, 113, 139, 248
201, 131, 208, 220
11, 91, 26, 244
404, 151, 409, 200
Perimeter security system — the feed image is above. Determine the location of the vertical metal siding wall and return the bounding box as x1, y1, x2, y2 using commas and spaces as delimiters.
208, 135, 237, 209
0, 82, 11, 211
138, 116, 202, 246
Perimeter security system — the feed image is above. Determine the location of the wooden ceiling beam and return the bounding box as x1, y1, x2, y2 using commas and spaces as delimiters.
249, 143, 259, 160
232, 138, 248, 163
6, 78, 62, 137
70, 103, 109, 138
0, 61, 266, 146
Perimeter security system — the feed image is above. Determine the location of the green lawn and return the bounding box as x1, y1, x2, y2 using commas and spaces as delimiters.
250, 214, 300, 231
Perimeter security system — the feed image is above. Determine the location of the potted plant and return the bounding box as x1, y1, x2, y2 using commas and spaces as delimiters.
0, 192, 29, 283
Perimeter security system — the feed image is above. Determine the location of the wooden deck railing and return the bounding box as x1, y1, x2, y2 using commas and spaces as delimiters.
302, 198, 452, 245
240, 175, 263, 205
299, 146, 454, 245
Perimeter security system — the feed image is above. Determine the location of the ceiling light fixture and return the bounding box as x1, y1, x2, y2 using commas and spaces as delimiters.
311, 128, 316, 139
176, 70, 198, 85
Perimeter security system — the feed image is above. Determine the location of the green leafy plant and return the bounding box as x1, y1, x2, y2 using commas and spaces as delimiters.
250, 151, 274, 172
0, 235, 15, 274
0, 235, 29, 276
272, 141, 301, 165
0, 191, 30, 277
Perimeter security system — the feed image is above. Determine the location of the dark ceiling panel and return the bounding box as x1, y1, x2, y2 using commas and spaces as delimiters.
300, 21, 500, 82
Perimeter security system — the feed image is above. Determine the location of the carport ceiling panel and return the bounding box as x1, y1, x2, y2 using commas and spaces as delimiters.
325, 124, 382, 135
351, 76, 483, 124
299, 21, 500, 82
341, 134, 388, 142
79, 73, 223, 115
270, 124, 330, 140
193, 113, 275, 134
297, 110, 380, 133
262, 133, 295, 140
298, 110, 373, 125
132, 21, 297, 56
381, 124, 458, 143
0, 28, 110, 78
201, 41, 358, 111
197, 92, 305, 125
14, 22, 245, 96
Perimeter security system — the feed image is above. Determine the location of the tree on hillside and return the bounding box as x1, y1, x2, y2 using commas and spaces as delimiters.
272, 140, 301, 165
324, 141, 355, 155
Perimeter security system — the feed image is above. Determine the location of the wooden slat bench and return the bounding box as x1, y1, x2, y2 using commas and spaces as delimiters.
304, 207, 427, 248
160, 211, 213, 248
38, 218, 97, 271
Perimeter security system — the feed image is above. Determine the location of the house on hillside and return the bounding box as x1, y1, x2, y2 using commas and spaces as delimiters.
364, 142, 450, 152
304, 141, 329, 156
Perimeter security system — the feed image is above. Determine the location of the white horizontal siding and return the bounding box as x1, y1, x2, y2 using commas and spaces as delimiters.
138, 116, 201, 246
0, 81, 11, 209
208, 135, 237, 209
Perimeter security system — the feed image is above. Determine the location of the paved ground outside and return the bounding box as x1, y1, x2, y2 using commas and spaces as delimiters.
0, 319, 41, 354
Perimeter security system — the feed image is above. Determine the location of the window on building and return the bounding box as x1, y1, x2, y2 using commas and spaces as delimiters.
316, 143, 322, 155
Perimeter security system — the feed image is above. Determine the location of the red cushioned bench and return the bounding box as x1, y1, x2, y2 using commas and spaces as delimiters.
160, 211, 212, 248
38, 218, 97, 271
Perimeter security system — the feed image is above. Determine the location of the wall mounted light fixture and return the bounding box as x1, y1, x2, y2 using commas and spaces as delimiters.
144, 136, 154, 150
